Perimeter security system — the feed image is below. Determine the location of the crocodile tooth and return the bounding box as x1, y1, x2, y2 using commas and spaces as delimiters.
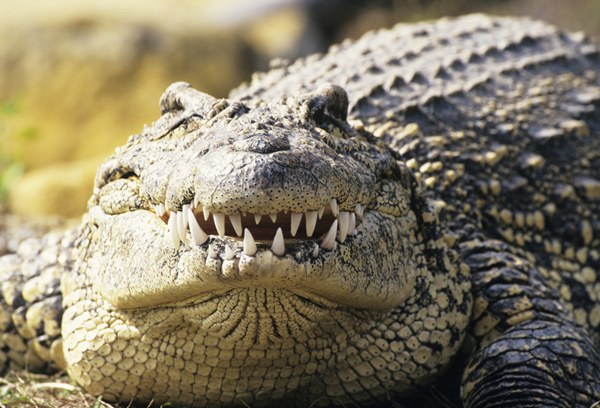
254, 214, 262, 224
338, 211, 349, 242
225, 245, 235, 260
355, 204, 363, 218
176, 211, 188, 244
320, 220, 338, 250
168, 212, 180, 248
243, 229, 257, 256
271, 227, 285, 256
270, 213, 278, 223
188, 209, 208, 245
318, 206, 325, 219
158, 203, 166, 217
305, 210, 318, 237
208, 244, 219, 259
154, 205, 161, 217
229, 213, 243, 237
213, 213, 226, 237
330, 199, 339, 217
203, 207, 211, 221
182, 204, 190, 225
312, 244, 319, 257
193, 195, 199, 208
349, 213, 356, 236
290, 213, 302, 237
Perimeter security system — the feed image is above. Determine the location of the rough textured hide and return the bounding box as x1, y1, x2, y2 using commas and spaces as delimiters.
1, 14, 599, 408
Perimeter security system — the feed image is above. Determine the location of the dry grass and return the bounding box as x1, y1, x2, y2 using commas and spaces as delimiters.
0, 371, 113, 408
0, 371, 183, 408
0, 370, 458, 408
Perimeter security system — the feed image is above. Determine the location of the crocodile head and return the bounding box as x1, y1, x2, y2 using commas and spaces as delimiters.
63, 82, 469, 405
88, 82, 422, 311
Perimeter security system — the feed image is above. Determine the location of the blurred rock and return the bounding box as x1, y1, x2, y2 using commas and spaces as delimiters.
0, 0, 264, 172
7, 156, 101, 218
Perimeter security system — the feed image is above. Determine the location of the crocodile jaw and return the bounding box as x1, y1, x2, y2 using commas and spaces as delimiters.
85, 199, 422, 311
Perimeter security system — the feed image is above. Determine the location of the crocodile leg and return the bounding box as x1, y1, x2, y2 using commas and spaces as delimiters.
462, 317, 600, 407
459, 240, 600, 407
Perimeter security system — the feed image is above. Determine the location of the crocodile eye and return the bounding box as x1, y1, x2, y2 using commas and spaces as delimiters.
116, 170, 137, 181
96, 157, 139, 190
305, 97, 327, 124
159, 81, 217, 116
303, 84, 349, 124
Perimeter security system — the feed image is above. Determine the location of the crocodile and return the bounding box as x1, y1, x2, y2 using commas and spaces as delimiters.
1, 13, 600, 407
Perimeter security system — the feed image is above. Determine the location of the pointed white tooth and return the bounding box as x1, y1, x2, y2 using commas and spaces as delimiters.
208, 244, 219, 259
203, 207, 211, 221
338, 211, 349, 242
254, 214, 262, 224
229, 213, 243, 237
318, 206, 325, 219
355, 204, 363, 218
225, 245, 235, 260
312, 244, 319, 257
213, 213, 226, 237
243, 229, 257, 256
290, 213, 302, 237
330, 199, 339, 217
295, 251, 303, 261
182, 204, 190, 226
168, 212, 180, 248
188, 209, 208, 245
159, 203, 166, 216
177, 211, 188, 243
193, 196, 200, 209
320, 220, 338, 250
349, 212, 356, 236
305, 211, 318, 237
154, 205, 161, 217
271, 227, 285, 256
269, 213, 278, 223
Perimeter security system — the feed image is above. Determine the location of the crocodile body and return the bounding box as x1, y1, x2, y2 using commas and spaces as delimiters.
1, 14, 600, 407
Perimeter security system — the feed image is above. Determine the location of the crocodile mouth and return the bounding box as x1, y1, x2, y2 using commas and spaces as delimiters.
91, 193, 411, 311
152, 198, 365, 254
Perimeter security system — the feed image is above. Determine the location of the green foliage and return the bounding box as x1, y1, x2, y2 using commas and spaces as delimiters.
0, 161, 23, 204
0, 99, 37, 206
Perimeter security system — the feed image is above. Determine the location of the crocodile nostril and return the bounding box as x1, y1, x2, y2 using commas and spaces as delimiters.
236, 134, 290, 154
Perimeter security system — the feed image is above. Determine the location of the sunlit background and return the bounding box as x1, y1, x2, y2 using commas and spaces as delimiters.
1, 0, 598, 218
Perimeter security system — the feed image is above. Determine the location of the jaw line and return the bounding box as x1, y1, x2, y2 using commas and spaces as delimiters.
89, 206, 413, 312
158, 287, 341, 311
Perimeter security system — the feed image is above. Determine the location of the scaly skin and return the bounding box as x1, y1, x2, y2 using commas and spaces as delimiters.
1, 14, 600, 407
59, 81, 470, 406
